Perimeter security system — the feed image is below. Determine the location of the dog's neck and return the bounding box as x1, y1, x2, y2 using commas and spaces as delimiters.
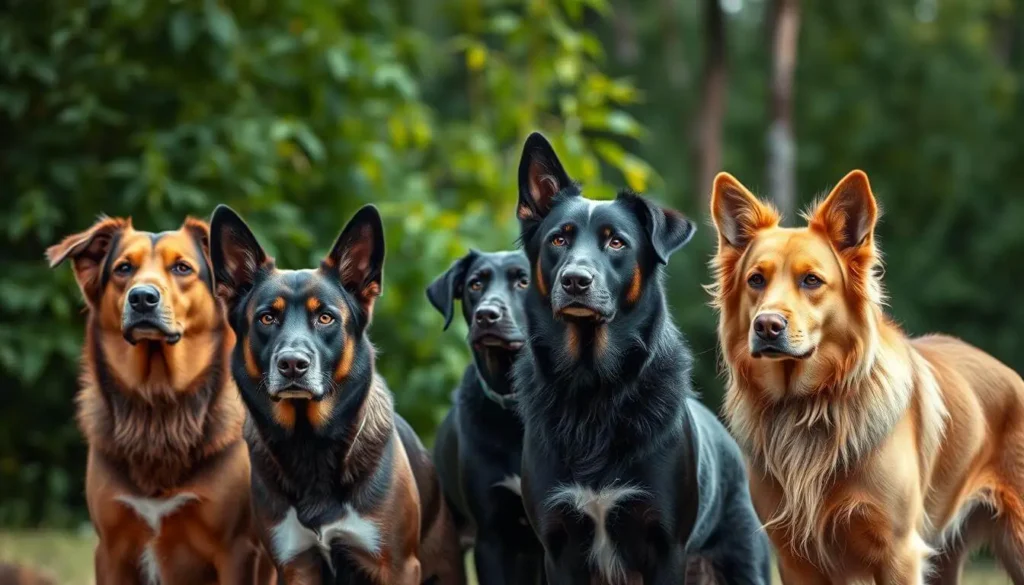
515, 288, 692, 478
472, 348, 519, 408
247, 372, 395, 503
81, 321, 243, 496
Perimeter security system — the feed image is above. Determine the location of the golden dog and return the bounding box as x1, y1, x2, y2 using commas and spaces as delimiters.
709, 170, 1024, 584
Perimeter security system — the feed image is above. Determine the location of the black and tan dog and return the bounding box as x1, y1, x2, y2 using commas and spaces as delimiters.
427, 249, 545, 584
511, 133, 771, 585
210, 204, 465, 585
47, 217, 273, 585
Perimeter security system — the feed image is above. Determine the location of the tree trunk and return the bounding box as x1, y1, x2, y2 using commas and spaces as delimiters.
766, 0, 801, 217
660, 0, 688, 90
612, 0, 640, 66
695, 0, 727, 206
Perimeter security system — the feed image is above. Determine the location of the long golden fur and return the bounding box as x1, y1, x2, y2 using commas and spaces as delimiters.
709, 171, 1024, 584
48, 217, 274, 585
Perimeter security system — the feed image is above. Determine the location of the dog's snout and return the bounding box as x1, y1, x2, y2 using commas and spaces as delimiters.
560, 269, 593, 295
474, 305, 502, 326
753, 313, 787, 341
276, 352, 311, 379
127, 285, 161, 314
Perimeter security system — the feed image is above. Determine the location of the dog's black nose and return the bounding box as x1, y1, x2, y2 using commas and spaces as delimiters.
127, 285, 161, 313
560, 269, 592, 295
753, 313, 787, 341
475, 305, 502, 326
277, 353, 310, 379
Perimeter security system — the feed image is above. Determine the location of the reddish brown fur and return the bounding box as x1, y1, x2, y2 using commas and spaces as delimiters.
626, 264, 643, 305
48, 217, 274, 585
709, 171, 1024, 583
534, 257, 548, 296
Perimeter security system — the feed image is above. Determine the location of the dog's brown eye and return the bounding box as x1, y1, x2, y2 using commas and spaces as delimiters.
114, 261, 133, 276
551, 235, 567, 247
802, 274, 823, 288
259, 313, 276, 326
317, 313, 335, 325
747, 273, 766, 289
608, 237, 626, 250
469, 279, 483, 292
171, 261, 193, 276
517, 277, 529, 289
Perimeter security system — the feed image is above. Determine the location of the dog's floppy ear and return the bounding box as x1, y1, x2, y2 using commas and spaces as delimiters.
809, 170, 878, 253
46, 216, 131, 306
210, 205, 270, 308
324, 205, 385, 318
631, 196, 696, 265
710, 172, 780, 251
426, 250, 478, 330
517, 132, 575, 224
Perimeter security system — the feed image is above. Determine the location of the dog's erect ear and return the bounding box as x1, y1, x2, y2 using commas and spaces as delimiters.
426, 250, 478, 331
182, 217, 215, 289
631, 196, 696, 265
182, 217, 211, 256
517, 132, 575, 223
47, 216, 131, 306
324, 205, 385, 317
210, 205, 269, 308
710, 172, 781, 251
809, 170, 878, 253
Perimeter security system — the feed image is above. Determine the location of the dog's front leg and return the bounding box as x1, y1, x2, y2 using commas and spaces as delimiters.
541, 552, 592, 585
474, 535, 540, 585
214, 538, 261, 585
94, 542, 143, 585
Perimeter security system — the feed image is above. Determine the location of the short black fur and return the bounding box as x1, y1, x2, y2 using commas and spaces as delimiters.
512, 132, 771, 585
428, 250, 545, 585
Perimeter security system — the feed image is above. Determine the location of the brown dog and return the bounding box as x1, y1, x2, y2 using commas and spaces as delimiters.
709, 170, 1024, 584
48, 217, 274, 585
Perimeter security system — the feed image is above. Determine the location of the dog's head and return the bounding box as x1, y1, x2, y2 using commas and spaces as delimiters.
427, 249, 529, 392
709, 170, 883, 398
210, 205, 382, 434
515, 132, 695, 364
48, 216, 222, 389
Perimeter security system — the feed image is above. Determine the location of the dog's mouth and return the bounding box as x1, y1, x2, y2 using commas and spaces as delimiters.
472, 333, 525, 352
751, 346, 815, 360
556, 304, 611, 323
123, 320, 182, 345
269, 384, 319, 401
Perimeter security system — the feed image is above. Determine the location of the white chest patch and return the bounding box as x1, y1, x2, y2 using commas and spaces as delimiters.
545, 484, 647, 585
115, 492, 199, 585
493, 475, 522, 496
270, 505, 382, 570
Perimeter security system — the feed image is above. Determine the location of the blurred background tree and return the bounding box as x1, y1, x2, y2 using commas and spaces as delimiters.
2, 0, 1023, 530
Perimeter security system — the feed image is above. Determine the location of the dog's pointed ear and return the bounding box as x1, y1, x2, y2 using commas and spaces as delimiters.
47, 216, 131, 306
710, 172, 780, 251
809, 170, 878, 253
426, 250, 478, 330
631, 196, 696, 265
210, 205, 269, 308
517, 132, 575, 223
324, 205, 385, 318
182, 217, 211, 256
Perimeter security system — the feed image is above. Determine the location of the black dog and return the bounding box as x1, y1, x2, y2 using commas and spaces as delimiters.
210, 204, 465, 585
427, 249, 545, 585
512, 133, 771, 585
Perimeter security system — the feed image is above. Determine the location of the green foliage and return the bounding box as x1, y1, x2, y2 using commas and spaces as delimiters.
0, 0, 649, 526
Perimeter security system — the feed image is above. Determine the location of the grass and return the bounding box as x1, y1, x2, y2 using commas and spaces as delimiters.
0, 531, 1013, 585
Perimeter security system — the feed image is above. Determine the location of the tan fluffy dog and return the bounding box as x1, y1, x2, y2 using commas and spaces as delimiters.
708, 170, 1024, 584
